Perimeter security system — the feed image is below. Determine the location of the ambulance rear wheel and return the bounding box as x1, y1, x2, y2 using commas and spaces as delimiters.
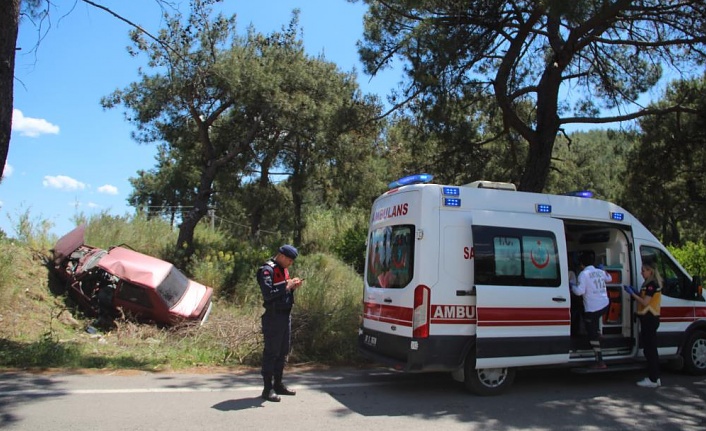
682, 330, 706, 375
463, 354, 515, 396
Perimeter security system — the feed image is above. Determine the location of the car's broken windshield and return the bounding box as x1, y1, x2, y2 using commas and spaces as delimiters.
157, 268, 189, 308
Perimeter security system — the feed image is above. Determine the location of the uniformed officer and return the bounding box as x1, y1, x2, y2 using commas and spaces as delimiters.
256, 244, 303, 402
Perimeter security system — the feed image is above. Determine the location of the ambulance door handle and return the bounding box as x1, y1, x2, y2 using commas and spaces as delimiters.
457, 286, 476, 296
552, 296, 567, 303
383, 298, 392, 303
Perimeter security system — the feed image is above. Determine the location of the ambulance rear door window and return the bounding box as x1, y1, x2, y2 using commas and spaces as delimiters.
473, 226, 560, 287
366, 225, 414, 288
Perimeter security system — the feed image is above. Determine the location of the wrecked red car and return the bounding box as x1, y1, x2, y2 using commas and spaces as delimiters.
51, 224, 213, 326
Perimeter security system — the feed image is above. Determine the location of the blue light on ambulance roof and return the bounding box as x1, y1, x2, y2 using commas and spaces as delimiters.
611, 212, 625, 221
536, 204, 552, 214
388, 173, 434, 189
444, 198, 461, 207
442, 186, 460, 196
563, 190, 594, 198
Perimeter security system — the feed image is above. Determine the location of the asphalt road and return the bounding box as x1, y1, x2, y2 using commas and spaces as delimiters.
1, 366, 705, 431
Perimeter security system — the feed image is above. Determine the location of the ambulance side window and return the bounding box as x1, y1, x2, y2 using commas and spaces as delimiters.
641, 246, 689, 299
473, 226, 561, 287
366, 225, 414, 288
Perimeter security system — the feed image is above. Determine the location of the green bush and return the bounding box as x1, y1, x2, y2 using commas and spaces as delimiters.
333, 224, 367, 274
669, 241, 706, 278
84, 212, 176, 256
288, 253, 363, 364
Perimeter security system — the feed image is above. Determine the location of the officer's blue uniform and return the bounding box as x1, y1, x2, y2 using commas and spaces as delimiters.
256, 244, 299, 401
257, 258, 294, 378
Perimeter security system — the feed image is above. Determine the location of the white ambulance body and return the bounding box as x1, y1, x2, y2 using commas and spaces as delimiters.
358, 175, 706, 395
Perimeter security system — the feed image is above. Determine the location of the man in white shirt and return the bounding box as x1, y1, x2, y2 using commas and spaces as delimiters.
571, 252, 612, 369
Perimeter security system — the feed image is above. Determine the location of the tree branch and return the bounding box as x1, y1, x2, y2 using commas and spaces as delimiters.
560, 104, 698, 125
79, 0, 185, 62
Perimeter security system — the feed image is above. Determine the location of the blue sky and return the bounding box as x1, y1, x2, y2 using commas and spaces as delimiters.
2, 0, 400, 238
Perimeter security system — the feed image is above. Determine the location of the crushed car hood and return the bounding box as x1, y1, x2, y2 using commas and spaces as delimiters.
52, 224, 86, 265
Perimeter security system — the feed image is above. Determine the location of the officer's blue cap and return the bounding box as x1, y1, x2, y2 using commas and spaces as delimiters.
278, 244, 298, 259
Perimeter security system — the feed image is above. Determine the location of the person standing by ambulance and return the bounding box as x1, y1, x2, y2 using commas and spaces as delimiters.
256, 244, 303, 402
571, 252, 612, 369
624, 261, 663, 387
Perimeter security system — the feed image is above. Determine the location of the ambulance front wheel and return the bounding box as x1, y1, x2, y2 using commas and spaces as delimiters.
682, 330, 706, 375
463, 354, 516, 396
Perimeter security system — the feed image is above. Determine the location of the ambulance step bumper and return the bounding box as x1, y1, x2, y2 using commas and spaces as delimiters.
571, 363, 646, 374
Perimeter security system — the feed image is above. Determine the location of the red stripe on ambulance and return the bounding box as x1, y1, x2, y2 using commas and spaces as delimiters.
477, 307, 570, 326
363, 302, 413, 326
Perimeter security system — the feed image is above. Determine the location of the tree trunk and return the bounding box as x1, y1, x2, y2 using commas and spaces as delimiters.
290, 167, 305, 246
518, 136, 554, 192
176, 165, 217, 258
518, 62, 563, 193
250, 156, 273, 239
0, 0, 20, 180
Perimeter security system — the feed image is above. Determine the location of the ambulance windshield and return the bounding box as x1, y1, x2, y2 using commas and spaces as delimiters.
366, 225, 414, 288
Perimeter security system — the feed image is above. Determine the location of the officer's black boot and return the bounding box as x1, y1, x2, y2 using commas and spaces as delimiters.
273, 374, 296, 396
261, 375, 281, 402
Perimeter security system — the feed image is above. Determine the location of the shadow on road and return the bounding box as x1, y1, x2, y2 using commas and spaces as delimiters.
212, 396, 265, 411
320, 367, 706, 431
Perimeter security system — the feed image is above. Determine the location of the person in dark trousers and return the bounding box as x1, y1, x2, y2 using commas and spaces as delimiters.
624, 261, 663, 387
256, 244, 303, 402
571, 252, 612, 368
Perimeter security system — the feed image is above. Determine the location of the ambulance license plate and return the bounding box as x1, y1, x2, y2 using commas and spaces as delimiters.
363, 334, 377, 347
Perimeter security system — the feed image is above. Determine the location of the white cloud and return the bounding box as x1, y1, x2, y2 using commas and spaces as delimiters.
12, 109, 60, 137
98, 184, 118, 195
43, 175, 86, 191
2, 163, 12, 178
87, 202, 100, 208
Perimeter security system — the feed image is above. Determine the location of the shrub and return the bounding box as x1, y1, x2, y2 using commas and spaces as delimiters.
333, 223, 367, 274
289, 253, 362, 364
669, 241, 706, 278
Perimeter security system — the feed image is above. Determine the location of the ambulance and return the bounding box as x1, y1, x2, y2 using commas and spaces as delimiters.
358, 174, 706, 395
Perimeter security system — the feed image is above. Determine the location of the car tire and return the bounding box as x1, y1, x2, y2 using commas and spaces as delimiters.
682, 330, 706, 375
463, 351, 516, 396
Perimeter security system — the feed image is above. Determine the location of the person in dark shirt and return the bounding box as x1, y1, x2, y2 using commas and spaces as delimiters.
256, 244, 303, 402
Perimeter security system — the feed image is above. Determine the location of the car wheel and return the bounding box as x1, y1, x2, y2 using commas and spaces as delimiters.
463, 351, 516, 396
682, 330, 706, 375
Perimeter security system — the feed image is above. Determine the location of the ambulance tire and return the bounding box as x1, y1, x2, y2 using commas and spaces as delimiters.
682, 330, 706, 375
463, 353, 516, 396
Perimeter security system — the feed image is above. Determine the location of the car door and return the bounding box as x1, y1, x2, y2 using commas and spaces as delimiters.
471, 212, 571, 368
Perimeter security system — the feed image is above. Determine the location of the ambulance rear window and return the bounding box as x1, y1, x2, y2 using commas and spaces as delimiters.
473, 226, 560, 287
366, 225, 414, 288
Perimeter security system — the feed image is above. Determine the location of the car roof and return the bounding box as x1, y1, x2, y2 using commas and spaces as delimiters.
98, 246, 174, 288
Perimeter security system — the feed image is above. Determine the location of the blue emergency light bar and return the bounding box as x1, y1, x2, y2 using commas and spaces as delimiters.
563, 190, 594, 198
536, 204, 552, 214
611, 212, 625, 221
443, 186, 460, 196
444, 198, 461, 207
388, 173, 434, 189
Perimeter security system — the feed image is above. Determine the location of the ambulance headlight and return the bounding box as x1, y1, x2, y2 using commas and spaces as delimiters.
611, 212, 624, 221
